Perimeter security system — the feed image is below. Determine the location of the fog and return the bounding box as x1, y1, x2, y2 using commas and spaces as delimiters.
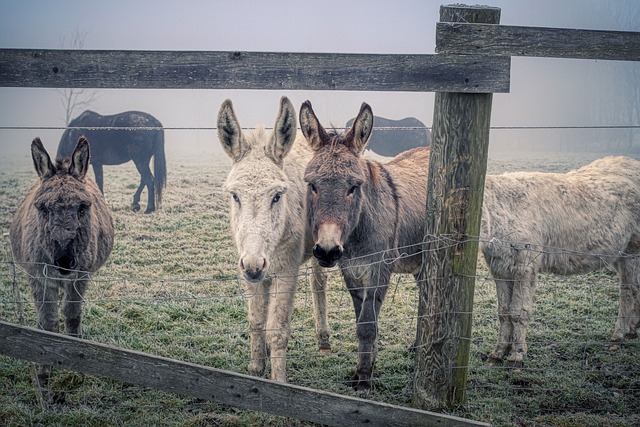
0, 0, 638, 160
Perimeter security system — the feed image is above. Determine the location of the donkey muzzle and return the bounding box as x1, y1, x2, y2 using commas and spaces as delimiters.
313, 244, 343, 268
239, 255, 268, 283
53, 241, 78, 275
313, 222, 344, 267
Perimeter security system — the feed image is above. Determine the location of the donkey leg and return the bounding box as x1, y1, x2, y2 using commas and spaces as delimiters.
266, 275, 297, 382
351, 270, 390, 391
311, 260, 331, 353
31, 278, 59, 390
506, 271, 537, 369
62, 279, 88, 338
488, 278, 514, 364
610, 258, 640, 349
246, 279, 269, 377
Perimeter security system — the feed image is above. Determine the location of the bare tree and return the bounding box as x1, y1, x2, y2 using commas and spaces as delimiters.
57, 28, 100, 125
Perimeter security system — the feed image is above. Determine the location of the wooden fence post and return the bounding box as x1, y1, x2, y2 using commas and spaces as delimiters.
413, 4, 501, 410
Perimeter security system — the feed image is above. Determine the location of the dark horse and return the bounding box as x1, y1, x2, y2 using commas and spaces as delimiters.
57, 110, 166, 213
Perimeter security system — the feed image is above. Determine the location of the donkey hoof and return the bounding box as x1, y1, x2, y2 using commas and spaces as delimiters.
508, 360, 524, 372
318, 346, 331, 355
608, 340, 622, 351
347, 372, 373, 392
144, 208, 155, 214
132, 203, 141, 212
487, 355, 503, 366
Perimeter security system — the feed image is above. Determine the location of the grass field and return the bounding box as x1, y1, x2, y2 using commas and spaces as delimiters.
1, 137, 639, 426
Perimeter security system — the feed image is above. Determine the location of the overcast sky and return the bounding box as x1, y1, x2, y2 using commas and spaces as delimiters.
0, 0, 638, 157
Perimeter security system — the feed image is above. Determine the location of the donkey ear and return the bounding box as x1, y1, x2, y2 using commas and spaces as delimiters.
346, 102, 374, 155
268, 96, 297, 165
70, 136, 91, 179
31, 137, 55, 180
217, 99, 248, 162
299, 100, 330, 151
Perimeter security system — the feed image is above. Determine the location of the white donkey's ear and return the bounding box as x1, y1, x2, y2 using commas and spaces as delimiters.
31, 137, 55, 180
267, 96, 297, 165
345, 102, 374, 155
299, 100, 330, 151
217, 99, 249, 162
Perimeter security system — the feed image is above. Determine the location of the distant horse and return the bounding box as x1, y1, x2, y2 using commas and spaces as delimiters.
57, 110, 166, 213
481, 157, 640, 369
10, 136, 114, 393
217, 97, 331, 382
300, 100, 430, 391
345, 116, 430, 157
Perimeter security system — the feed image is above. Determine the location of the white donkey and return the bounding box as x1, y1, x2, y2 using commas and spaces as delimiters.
481, 156, 640, 369
217, 96, 331, 382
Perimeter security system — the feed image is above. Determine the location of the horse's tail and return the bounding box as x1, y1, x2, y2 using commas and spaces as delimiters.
153, 128, 167, 208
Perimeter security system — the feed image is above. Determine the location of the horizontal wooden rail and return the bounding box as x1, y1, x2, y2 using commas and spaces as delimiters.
0, 321, 489, 427
0, 48, 510, 93
437, 23, 640, 61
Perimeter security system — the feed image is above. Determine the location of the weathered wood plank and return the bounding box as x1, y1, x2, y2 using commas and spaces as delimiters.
414, 5, 497, 411
0, 321, 489, 427
437, 23, 640, 61
0, 49, 510, 93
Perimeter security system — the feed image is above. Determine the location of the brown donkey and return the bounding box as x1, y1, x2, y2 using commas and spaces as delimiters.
300, 100, 430, 391
10, 137, 114, 391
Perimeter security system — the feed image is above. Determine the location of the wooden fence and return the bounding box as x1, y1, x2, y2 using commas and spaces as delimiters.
1, 3, 639, 425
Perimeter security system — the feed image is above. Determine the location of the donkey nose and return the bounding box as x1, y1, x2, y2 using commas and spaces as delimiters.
313, 244, 343, 267
239, 256, 267, 283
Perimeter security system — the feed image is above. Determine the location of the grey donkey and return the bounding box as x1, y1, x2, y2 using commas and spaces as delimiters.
10, 137, 114, 392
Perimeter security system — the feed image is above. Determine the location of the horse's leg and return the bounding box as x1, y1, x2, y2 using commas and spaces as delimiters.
62, 278, 88, 338
247, 278, 269, 377
506, 270, 536, 369
610, 257, 640, 349
93, 163, 104, 194
487, 278, 514, 364
265, 274, 297, 382
31, 276, 59, 392
352, 268, 390, 392
132, 159, 155, 213
311, 260, 331, 353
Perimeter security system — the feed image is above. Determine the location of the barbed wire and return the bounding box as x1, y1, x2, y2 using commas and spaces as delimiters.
1, 125, 639, 131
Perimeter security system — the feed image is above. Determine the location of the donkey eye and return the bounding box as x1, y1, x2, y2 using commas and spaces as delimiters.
271, 192, 282, 205
347, 185, 359, 196
231, 192, 240, 204
78, 202, 91, 216
309, 183, 318, 194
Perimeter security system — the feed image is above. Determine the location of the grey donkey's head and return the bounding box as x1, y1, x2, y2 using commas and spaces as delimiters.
300, 100, 374, 268
30, 136, 95, 276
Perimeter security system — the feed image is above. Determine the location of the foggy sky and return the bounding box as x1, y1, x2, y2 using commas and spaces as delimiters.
0, 0, 638, 157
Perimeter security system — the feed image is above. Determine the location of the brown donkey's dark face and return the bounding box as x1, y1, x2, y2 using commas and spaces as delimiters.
300, 101, 373, 268
31, 137, 94, 275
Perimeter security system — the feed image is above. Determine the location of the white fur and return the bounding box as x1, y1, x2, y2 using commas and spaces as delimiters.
481, 156, 640, 366
218, 97, 330, 382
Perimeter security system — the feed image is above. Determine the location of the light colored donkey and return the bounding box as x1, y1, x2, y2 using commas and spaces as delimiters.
217, 96, 331, 382
481, 156, 640, 368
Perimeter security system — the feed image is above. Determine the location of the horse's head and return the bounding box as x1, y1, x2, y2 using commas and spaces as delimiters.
300, 100, 374, 268
218, 96, 298, 283
30, 136, 96, 276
